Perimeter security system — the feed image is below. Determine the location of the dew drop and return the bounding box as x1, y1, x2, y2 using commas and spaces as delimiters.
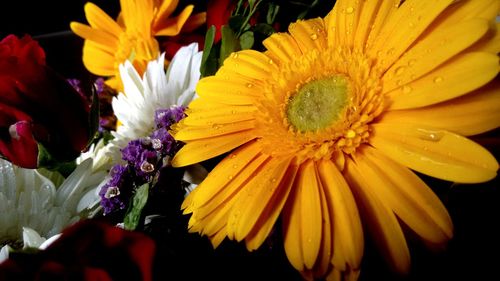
268, 59, 274, 64
345, 6, 354, 14
271, 178, 277, 183
409, 22, 415, 28
402, 85, 412, 94
433, 76, 443, 83
408, 59, 416, 66
387, 48, 395, 55
395, 66, 405, 76
231, 53, 239, 58
228, 175, 233, 180
233, 164, 238, 169
230, 154, 237, 159
310, 33, 318, 40
246, 83, 253, 88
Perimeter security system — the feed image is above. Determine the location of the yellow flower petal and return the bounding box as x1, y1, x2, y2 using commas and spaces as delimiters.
263, 33, 303, 65
174, 120, 255, 141
81, 41, 116, 76
181, 12, 207, 33
183, 105, 256, 126
228, 156, 292, 242
352, 0, 383, 49
334, 0, 362, 48
172, 130, 255, 167
283, 160, 323, 271
471, 22, 500, 54
84, 2, 123, 36
318, 159, 363, 269
432, 0, 499, 29
182, 141, 262, 211
70, 22, 118, 53
345, 157, 411, 274
359, 147, 453, 243
245, 162, 299, 250
387, 52, 499, 110
195, 76, 261, 105
381, 80, 500, 136
382, 19, 490, 93
369, 0, 454, 71
154, 5, 194, 36
155, 0, 178, 21
363, 0, 400, 49
371, 122, 499, 183
221, 50, 277, 81
288, 18, 327, 52
200, 154, 270, 236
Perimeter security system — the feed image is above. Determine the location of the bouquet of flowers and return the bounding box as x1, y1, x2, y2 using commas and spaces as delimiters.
1, 0, 499, 280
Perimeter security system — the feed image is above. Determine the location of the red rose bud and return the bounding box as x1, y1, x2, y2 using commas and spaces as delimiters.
0, 34, 90, 168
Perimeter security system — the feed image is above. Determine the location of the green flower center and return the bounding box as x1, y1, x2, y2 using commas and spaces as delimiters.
286, 75, 349, 132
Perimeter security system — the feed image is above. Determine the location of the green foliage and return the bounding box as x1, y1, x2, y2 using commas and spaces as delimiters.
124, 183, 150, 231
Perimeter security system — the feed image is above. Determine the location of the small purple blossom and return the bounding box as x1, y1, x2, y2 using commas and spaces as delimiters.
150, 127, 176, 155
154, 106, 186, 129
99, 164, 130, 215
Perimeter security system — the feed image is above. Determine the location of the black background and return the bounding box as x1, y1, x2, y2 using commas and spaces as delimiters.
1, 1, 499, 280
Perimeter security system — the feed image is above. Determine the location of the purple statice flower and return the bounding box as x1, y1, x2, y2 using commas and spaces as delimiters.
154, 106, 186, 129
121, 139, 159, 180
99, 164, 130, 215
150, 127, 176, 155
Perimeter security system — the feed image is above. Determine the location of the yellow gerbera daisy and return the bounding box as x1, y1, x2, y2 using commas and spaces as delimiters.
172, 0, 500, 279
70, 0, 206, 90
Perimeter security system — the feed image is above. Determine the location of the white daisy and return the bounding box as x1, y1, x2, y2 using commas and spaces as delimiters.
108, 43, 202, 163
0, 158, 106, 261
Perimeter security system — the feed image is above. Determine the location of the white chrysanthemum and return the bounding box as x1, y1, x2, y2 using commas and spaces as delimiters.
0, 158, 106, 261
108, 43, 202, 163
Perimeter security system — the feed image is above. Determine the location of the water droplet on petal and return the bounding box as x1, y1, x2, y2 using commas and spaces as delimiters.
408, 59, 416, 66
246, 83, 253, 88
231, 53, 239, 58
433, 76, 443, 83
345, 7, 354, 14
402, 85, 412, 94
395, 66, 405, 76
310, 33, 318, 40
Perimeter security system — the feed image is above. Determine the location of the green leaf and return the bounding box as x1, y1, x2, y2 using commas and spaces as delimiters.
37, 144, 76, 177
200, 26, 218, 77
240, 31, 255, 50
228, 15, 246, 32
266, 3, 280, 24
219, 25, 241, 66
254, 23, 275, 37
123, 183, 149, 231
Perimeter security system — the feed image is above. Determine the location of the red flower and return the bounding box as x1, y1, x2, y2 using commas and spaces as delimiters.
207, 0, 237, 42
0, 35, 90, 168
0, 220, 156, 281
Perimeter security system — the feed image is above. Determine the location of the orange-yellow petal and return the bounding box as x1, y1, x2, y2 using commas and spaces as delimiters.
381, 80, 500, 136
172, 130, 255, 167
84, 2, 123, 36
228, 156, 292, 242
154, 5, 194, 36
318, 159, 363, 270
382, 19, 490, 93
358, 147, 453, 244
263, 33, 303, 65
371, 122, 499, 183
387, 52, 499, 110
369, 0, 454, 71
345, 157, 410, 273
289, 18, 327, 52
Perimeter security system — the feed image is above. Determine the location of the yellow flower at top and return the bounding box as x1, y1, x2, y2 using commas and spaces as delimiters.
71, 0, 206, 90
172, 0, 500, 280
